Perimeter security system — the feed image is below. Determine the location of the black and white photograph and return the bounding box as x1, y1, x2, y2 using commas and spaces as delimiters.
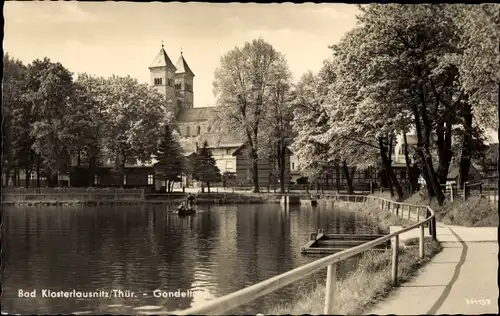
2, 1, 499, 315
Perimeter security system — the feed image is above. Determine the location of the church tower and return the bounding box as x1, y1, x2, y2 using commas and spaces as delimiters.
174, 50, 195, 109
149, 43, 177, 115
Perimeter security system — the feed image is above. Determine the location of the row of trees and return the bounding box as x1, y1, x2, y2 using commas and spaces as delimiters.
3, 55, 167, 187
290, 4, 499, 205
2, 55, 221, 190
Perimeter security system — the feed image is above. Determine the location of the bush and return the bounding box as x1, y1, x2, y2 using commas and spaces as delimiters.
402, 192, 498, 227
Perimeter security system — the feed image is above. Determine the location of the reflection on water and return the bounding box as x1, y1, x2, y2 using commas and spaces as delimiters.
2, 202, 382, 314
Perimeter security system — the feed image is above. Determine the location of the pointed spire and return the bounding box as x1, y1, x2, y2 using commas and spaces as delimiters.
149, 41, 176, 70
175, 50, 195, 77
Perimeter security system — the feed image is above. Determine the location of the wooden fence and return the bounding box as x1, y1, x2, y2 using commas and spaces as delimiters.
140, 194, 436, 315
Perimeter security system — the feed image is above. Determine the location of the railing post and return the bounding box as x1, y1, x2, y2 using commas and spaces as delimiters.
431, 216, 437, 241
324, 263, 337, 314
464, 182, 470, 200
392, 235, 399, 285
419, 225, 425, 259
417, 207, 420, 221
407, 205, 411, 220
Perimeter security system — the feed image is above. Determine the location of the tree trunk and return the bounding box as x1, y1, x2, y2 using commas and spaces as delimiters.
497, 82, 500, 189
459, 102, 473, 188
24, 166, 31, 188
379, 137, 404, 201
436, 122, 453, 184
385, 168, 395, 197
11, 168, 17, 187
342, 161, 354, 194
335, 162, 341, 193
419, 147, 445, 205
278, 137, 286, 193
89, 158, 94, 187
403, 132, 414, 194
250, 148, 260, 193
36, 156, 41, 187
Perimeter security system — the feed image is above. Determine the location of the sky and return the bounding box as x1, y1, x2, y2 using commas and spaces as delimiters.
3, 1, 360, 108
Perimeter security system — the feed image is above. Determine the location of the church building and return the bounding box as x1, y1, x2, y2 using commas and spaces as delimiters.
148, 44, 292, 189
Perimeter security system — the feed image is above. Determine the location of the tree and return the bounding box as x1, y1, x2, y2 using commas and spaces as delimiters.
2, 54, 28, 186
211, 38, 291, 192
191, 141, 221, 193
450, 4, 500, 186
70, 73, 108, 186
289, 71, 332, 189
24, 58, 75, 186
340, 4, 476, 205
261, 57, 294, 193
99, 75, 165, 183
155, 123, 183, 192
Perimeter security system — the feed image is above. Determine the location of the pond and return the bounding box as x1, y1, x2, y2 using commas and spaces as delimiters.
2, 202, 382, 314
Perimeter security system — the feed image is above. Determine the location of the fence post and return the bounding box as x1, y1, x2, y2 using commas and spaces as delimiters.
408, 205, 411, 220
324, 263, 337, 314
419, 225, 425, 259
392, 235, 399, 285
479, 183, 483, 195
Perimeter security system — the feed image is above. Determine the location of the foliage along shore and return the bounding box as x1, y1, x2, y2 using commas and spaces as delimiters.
402, 193, 498, 227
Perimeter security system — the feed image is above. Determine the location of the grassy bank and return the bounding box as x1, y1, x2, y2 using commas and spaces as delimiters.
334, 201, 414, 232
266, 237, 442, 315
400, 192, 498, 227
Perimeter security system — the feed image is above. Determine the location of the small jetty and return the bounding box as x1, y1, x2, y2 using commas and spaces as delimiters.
300, 229, 390, 254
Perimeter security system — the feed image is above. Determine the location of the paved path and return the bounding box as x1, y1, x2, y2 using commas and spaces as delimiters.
366, 225, 498, 315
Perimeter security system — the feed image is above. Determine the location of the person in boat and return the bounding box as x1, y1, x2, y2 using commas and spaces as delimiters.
177, 201, 186, 211
186, 193, 195, 209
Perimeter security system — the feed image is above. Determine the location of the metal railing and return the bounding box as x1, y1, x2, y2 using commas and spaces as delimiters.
140, 194, 436, 315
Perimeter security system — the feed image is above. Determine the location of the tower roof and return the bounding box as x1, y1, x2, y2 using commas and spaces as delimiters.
149, 47, 177, 71
175, 53, 195, 77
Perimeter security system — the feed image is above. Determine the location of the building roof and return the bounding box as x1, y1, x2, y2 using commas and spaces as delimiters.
149, 47, 177, 71
175, 53, 195, 77
176, 107, 215, 122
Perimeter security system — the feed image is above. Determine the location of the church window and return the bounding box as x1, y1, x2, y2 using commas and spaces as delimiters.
148, 174, 154, 185
185, 83, 193, 92
186, 126, 190, 136
154, 78, 162, 85
197, 126, 201, 135
175, 83, 182, 90
167, 78, 174, 87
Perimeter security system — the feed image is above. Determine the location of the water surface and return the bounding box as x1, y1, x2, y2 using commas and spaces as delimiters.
2, 203, 382, 314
